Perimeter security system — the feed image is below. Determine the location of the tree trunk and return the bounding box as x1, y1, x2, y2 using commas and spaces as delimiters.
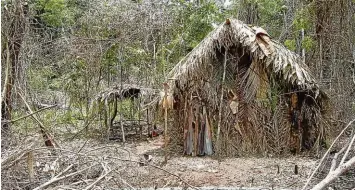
1, 0, 27, 143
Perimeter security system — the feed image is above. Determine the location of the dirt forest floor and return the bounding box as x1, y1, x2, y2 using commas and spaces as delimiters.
1, 135, 354, 190
134, 137, 316, 189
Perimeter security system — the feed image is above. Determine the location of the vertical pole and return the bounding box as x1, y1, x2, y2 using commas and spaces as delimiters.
163, 83, 169, 162
216, 52, 227, 154
301, 28, 306, 65
138, 95, 142, 139
147, 109, 150, 138
120, 59, 125, 143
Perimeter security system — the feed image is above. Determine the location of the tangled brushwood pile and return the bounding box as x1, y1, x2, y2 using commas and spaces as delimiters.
165, 19, 329, 157
0, 136, 198, 190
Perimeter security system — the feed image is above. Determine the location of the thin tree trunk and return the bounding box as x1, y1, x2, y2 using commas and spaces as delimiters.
120, 63, 126, 143
301, 28, 305, 65
1, 0, 27, 141
163, 84, 169, 162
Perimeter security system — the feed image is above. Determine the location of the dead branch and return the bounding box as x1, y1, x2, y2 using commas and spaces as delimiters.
329, 145, 347, 174
1, 147, 48, 170
33, 164, 98, 190
18, 92, 62, 149
302, 119, 355, 190
311, 157, 355, 190
116, 174, 136, 190
84, 169, 112, 190
2, 104, 57, 124
339, 129, 355, 165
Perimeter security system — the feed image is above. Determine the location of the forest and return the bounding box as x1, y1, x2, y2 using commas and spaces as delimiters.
1, 0, 355, 189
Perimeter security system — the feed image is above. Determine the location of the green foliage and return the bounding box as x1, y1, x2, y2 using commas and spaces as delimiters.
178, 1, 223, 50
284, 39, 296, 51
228, 0, 285, 37
32, 0, 77, 27
64, 59, 89, 104
102, 43, 120, 76
293, 8, 312, 31
302, 36, 315, 51
28, 65, 62, 91
119, 99, 139, 120
257, 0, 285, 30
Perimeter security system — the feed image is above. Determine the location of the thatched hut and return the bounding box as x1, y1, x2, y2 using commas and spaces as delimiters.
164, 19, 328, 157
92, 84, 158, 140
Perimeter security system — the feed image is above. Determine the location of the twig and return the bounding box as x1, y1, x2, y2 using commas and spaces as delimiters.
2, 150, 29, 170
1, 147, 48, 170
108, 156, 200, 190
77, 139, 89, 154
2, 104, 56, 124
116, 173, 136, 190
33, 164, 98, 190
71, 179, 94, 186
55, 164, 75, 178
302, 119, 355, 190
329, 145, 347, 174
82, 145, 132, 159
18, 92, 62, 149
84, 170, 112, 190
339, 128, 355, 165
162, 179, 171, 188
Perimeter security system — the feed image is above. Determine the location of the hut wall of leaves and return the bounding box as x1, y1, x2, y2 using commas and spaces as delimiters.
164, 19, 328, 157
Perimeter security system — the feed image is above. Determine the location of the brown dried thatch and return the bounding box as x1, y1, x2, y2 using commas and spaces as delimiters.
164, 19, 328, 157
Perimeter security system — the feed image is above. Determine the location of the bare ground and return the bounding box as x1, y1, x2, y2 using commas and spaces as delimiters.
128, 136, 317, 189
2, 135, 353, 190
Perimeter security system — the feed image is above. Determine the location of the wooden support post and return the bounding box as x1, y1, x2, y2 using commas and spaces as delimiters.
194, 106, 199, 156
138, 95, 142, 139
183, 95, 188, 154
119, 62, 125, 143
301, 28, 306, 65
216, 52, 227, 154
163, 83, 169, 162
147, 109, 150, 138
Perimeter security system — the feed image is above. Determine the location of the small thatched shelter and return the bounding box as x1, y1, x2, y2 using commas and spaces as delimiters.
92, 84, 158, 140
164, 19, 328, 156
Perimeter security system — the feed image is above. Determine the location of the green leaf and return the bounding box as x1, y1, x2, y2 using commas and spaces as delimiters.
284, 39, 296, 51
302, 36, 315, 51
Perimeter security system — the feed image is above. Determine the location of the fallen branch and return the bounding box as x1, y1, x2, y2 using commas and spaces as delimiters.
2, 150, 29, 170
117, 175, 136, 190
33, 164, 97, 190
1, 147, 48, 170
329, 145, 347, 174
311, 157, 355, 190
18, 92, 61, 149
302, 119, 355, 190
84, 169, 112, 190
339, 129, 355, 165
2, 104, 56, 124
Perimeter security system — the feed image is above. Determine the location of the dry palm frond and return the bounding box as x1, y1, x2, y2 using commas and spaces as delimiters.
241, 57, 267, 103
166, 19, 320, 98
